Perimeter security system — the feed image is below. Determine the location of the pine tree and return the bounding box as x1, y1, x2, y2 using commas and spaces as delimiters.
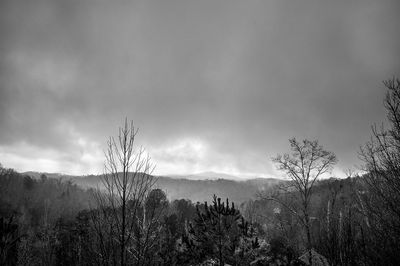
185, 195, 259, 266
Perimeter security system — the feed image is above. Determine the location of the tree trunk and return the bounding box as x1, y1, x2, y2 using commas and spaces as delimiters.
304, 208, 313, 266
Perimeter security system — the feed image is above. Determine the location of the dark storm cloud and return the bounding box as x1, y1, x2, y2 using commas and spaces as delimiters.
0, 0, 399, 176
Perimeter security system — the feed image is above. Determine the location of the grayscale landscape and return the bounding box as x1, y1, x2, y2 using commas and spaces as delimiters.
1, 1, 400, 265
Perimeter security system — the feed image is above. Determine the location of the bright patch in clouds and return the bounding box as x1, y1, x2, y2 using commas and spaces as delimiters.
151, 138, 208, 175
0, 131, 103, 175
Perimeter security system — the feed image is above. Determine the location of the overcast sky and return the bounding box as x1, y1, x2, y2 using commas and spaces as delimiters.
1, 0, 399, 178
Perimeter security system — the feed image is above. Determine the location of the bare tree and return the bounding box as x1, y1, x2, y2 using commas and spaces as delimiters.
91, 119, 156, 266
359, 78, 400, 265
264, 138, 337, 265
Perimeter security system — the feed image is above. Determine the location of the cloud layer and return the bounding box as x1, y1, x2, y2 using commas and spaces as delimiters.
1, 0, 399, 177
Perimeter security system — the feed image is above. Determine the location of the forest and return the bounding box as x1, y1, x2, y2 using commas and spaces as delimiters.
1, 79, 400, 266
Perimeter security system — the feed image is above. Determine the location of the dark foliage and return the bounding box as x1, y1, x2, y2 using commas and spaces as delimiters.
184, 195, 260, 266
0, 215, 20, 266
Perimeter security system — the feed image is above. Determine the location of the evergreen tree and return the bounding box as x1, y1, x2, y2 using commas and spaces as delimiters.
185, 195, 259, 266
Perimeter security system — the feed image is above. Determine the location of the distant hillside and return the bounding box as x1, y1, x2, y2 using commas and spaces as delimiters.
169, 171, 245, 181
154, 176, 282, 203
23, 172, 282, 204
168, 171, 278, 182
22, 171, 74, 180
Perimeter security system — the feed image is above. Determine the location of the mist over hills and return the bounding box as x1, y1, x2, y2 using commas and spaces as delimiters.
22, 171, 282, 204
168, 171, 249, 181
154, 175, 281, 203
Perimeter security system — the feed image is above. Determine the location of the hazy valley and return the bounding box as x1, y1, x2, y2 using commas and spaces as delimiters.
24, 171, 282, 204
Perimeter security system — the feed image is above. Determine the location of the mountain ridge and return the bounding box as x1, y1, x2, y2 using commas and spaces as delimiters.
22, 171, 283, 203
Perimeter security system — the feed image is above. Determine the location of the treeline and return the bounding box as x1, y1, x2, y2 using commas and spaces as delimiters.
0, 167, 279, 265
241, 176, 381, 265
1, 166, 398, 266
0, 167, 93, 265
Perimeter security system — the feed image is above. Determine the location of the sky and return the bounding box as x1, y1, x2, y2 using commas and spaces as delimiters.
0, 0, 399, 178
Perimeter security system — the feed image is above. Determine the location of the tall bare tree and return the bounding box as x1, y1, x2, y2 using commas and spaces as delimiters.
266, 138, 337, 265
91, 119, 156, 266
359, 78, 400, 264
